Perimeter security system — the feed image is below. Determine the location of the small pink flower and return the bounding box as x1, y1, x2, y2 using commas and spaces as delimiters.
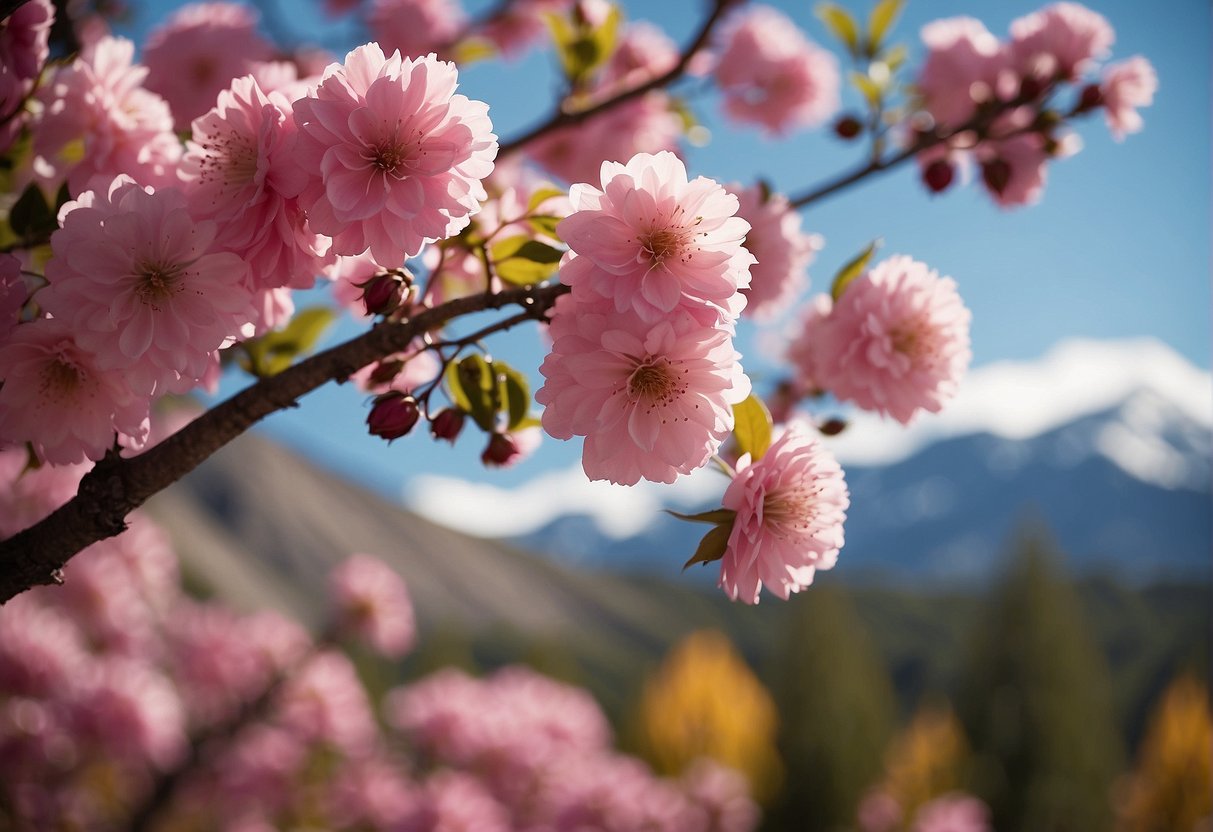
412, 771, 512, 832
0, 596, 88, 698
730, 183, 820, 321
329, 554, 416, 658
0, 446, 88, 537
41, 176, 252, 396
285, 44, 498, 266
598, 21, 680, 94
527, 92, 683, 186
369, 0, 466, 60
911, 793, 992, 832
537, 292, 751, 485
785, 292, 833, 401
712, 4, 840, 135
813, 255, 971, 423
1100, 56, 1157, 141
0, 0, 53, 148
277, 650, 378, 756
0, 319, 150, 464
976, 128, 1050, 208
557, 150, 753, 323
1009, 2, 1114, 81
32, 36, 182, 193
183, 75, 330, 295
67, 656, 187, 768
857, 789, 904, 832
719, 420, 848, 604
917, 17, 1006, 130
681, 759, 760, 832
142, 2, 274, 131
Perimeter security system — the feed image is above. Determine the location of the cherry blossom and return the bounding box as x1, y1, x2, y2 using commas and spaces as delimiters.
1101, 56, 1158, 141
730, 183, 821, 320
328, 554, 416, 658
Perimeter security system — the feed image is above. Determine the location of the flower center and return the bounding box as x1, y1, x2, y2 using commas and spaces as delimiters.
890, 319, 929, 360
134, 260, 187, 308
641, 227, 685, 265
41, 356, 83, 400
762, 484, 818, 537
627, 361, 676, 402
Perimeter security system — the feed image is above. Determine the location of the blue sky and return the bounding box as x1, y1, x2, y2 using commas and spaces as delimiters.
123, 0, 1210, 500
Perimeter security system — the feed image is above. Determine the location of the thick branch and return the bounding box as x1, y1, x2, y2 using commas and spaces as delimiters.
496, 0, 738, 158
0, 282, 569, 604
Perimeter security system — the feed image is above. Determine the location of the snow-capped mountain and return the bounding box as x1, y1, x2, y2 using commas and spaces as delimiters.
411, 339, 1212, 585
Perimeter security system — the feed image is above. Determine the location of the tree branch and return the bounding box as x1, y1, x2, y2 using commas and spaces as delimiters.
496, 0, 738, 159
0, 282, 569, 605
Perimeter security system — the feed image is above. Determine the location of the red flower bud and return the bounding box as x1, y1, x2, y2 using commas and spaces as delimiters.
922, 159, 955, 194
359, 272, 406, 317
833, 115, 863, 140
481, 432, 520, 467
981, 158, 1011, 196
367, 393, 419, 441
818, 417, 847, 436
430, 408, 466, 443
367, 359, 404, 387
1077, 82, 1103, 113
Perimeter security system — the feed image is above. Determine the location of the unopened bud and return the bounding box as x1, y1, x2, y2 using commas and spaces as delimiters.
368, 359, 404, 388
367, 393, 420, 441
481, 432, 520, 467
981, 158, 1011, 196
430, 408, 466, 443
359, 271, 406, 317
1077, 83, 1103, 113
833, 115, 863, 140
818, 417, 847, 436
922, 159, 955, 194
1018, 75, 1045, 101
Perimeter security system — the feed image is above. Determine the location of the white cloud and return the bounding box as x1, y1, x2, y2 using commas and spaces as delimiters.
407, 338, 1211, 537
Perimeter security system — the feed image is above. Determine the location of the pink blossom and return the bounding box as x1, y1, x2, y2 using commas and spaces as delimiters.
369, 0, 467, 60
598, 21, 680, 94
1101, 56, 1157, 140
277, 650, 378, 756
719, 420, 848, 604
976, 129, 1050, 208
730, 183, 820, 320
66, 656, 187, 768
327, 755, 420, 829
142, 2, 274, 131
0, 0, 53, 149
41, 176, 252, 396
537, 293, 751, 485
0, 596, 88, 697
0, 447, 88, 537
532, 751, 692, 831
329, 554, 416, 658
917, 17, 1006, 130
712, 4, 840, 135
32, 36, 182, 193
813, 255, 971, 423
784, 292, 834, 402
411, 770, 512, 832
681, 759, 760, 832
211, 724, 308, 818
475, 0, 572, 58
911, 793, 992, 832
183, 75, 330, 295
527, 92, 683, 186
285, 43, 497, 265
557, 151, 753, 323
857, 789, 904, 832
0, 319, 150, 464
1010, 2, 1113, 81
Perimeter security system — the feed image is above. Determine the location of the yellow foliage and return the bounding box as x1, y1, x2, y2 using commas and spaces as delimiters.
631, 630, 782, 802
1118, 673, 1213, 832
878, 702, 969, 818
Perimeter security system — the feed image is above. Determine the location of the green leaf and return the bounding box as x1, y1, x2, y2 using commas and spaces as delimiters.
815, 3, 859, 57
445, 359, 473, 412
683, 523, 733, 570
546, 4, 621, 84
883, 43, 908, 71
527, 187, 568, 214
451, 37, 497, 64
831, 239, 881, 302
526, 214, 563, 240
8, 183, 55, 244
666, 508, 738, 525
498, 363, 531, 430
239, 306, 337, 377
849, 70, 883, 109
732, 394, 773, 461
490, 235, 564, 285
867, 0, 905, 53
455, 354, 498, 431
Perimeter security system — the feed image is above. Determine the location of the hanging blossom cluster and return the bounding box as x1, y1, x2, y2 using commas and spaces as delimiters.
912, 2, 1157, 206
0, 453, 758, 830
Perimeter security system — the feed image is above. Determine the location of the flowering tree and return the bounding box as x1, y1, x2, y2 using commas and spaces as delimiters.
0, 0, 1156, 608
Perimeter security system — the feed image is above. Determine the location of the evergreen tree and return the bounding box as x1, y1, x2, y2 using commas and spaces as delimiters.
765, 585, 896, 832
956, 530, 1124, 831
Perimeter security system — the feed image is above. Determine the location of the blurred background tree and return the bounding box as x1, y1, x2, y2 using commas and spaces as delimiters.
957, 529, 1124, 831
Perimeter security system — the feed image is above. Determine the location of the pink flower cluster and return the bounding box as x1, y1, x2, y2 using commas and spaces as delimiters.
2, 34, 497, 465
857, 789, 992, 832
914, 3, 1156, 206
710, 4, 840, 136
538, 151, 753, 485
729, 183, 821, 320
0, 496, 758, 831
